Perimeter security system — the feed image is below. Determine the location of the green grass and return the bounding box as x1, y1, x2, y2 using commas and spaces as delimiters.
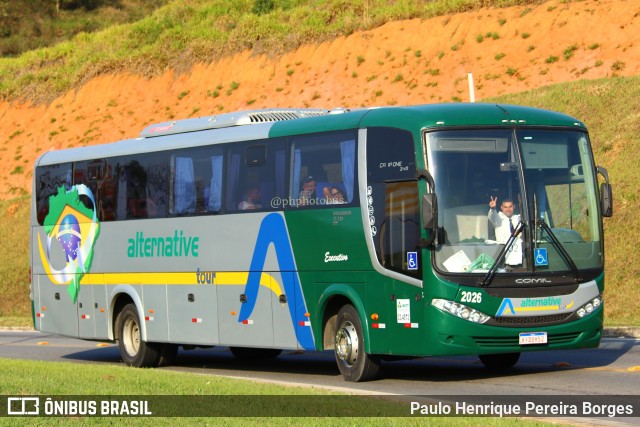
0, 358, 557, 425
0, 0, 540, 103
0, 197, 31, 320
0, 316, 31, 327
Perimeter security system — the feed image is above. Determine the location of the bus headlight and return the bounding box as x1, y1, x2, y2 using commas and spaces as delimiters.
576, 295, 602, 318
432, 299, 490, 324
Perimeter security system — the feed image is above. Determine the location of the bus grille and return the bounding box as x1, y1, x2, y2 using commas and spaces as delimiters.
491, 313, 573, 327
473, 332, 580, 348
247, 110, 327, 123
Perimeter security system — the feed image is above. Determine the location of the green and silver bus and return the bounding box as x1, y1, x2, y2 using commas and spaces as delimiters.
30, 103, 612, 381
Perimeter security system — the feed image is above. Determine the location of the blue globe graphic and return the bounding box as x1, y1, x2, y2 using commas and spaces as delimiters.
56, 214, 82, 262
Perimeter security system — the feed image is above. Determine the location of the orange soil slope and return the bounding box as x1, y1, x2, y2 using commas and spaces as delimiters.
0, 0, 638, 201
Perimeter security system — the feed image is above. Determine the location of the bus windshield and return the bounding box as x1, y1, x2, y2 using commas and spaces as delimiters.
426, 128, 602, 276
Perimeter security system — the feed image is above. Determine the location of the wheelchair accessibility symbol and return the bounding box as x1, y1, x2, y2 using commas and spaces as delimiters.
534, 248, 548, 266
407, 252, 418, 270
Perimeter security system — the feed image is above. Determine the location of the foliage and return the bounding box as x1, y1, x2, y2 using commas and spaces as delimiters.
252, 0, 275, 15
0, 0, 169, 57
0, 197, 30, 319
0, 0, 542, 103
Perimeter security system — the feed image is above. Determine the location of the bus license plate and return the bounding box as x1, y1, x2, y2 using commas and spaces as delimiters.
519, 332, 547, 345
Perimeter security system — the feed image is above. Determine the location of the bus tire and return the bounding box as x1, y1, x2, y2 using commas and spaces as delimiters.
479, 352, 521, 370
230, 347, 282, 360
116, 303, 161, 367
334, 304, 381, 382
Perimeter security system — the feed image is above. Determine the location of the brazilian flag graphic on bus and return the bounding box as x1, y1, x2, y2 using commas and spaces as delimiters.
38, 185, 100, 303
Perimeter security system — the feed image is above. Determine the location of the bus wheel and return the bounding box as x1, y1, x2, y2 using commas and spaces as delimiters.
479, 352, 521, 370
334, 304, 381, 382
116, 303, 160, 367
230, 347, 282, 360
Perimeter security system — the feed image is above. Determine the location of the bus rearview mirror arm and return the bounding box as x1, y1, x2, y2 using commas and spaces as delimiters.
417, 169, 439, 246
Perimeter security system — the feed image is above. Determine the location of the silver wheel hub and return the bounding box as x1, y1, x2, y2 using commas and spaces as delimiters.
335, 321, 358, 366
123, 317, 140, 357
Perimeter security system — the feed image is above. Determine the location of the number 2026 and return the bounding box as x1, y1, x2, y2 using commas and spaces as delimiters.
461, 291, 482, 303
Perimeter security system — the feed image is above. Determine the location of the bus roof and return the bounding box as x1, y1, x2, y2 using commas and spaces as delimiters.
36, 109, 329, 166
269, 103, 586, 137
35, 103, 586, 167
138, 108, 329, 138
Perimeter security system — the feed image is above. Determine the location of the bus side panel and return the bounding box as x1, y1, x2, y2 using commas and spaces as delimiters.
93, 283, 109, 339
388, 279, 426, 355
363, 272, 391, 354
32, 227, 79, 337
142, 284, 169, 343
32, 273, 41, 331
216, 278, 273, 348
36, 274, 78, 337
167, 284, 218, 345
272, 271, 302, 349
77, 283, 95, 338
76, 276, 109, 340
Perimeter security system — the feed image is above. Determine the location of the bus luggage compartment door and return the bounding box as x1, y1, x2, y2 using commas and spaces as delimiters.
216, 272, 274, 348
35, 274, 78, 337
167, 285, 219, 345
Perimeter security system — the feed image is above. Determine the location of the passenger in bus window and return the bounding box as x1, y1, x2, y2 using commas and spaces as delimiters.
238, 185, 262, 210
298, 176, 318, 206
323, 186, 346, 204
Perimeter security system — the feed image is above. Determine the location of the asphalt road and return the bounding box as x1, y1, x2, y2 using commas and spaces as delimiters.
1, 331, 639, 425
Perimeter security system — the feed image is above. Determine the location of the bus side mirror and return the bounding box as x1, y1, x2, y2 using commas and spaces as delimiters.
597, 166, 612, 217
421, 193, 438, 248
600, 183, 612, 217
418, 169, 438, 245
422, 194, 437, 229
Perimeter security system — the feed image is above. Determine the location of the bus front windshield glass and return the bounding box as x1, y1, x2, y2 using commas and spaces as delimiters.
426, 128, 602, 276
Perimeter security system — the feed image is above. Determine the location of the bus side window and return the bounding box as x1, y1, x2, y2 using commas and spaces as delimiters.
73, 159, 118, 222
125, 160, 149, 219
238, 145, 267, 211
226, 141, 284, 212
366, 127, 420, 277
35, 163, 73, 225
290, 131, 357, 208
145, 159, 169, 219
206, 152, 223, 213
97, 161, 117, 221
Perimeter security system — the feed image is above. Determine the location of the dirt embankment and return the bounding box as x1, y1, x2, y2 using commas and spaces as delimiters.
0, 0, 638, 200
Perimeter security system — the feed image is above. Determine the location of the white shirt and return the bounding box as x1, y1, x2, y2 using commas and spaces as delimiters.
488, 209, 520, 243
488, 209, 522, 266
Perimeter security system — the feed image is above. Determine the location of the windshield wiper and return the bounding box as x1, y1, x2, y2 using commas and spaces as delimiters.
537, 220, 582, 282
480, 221, 525, 287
